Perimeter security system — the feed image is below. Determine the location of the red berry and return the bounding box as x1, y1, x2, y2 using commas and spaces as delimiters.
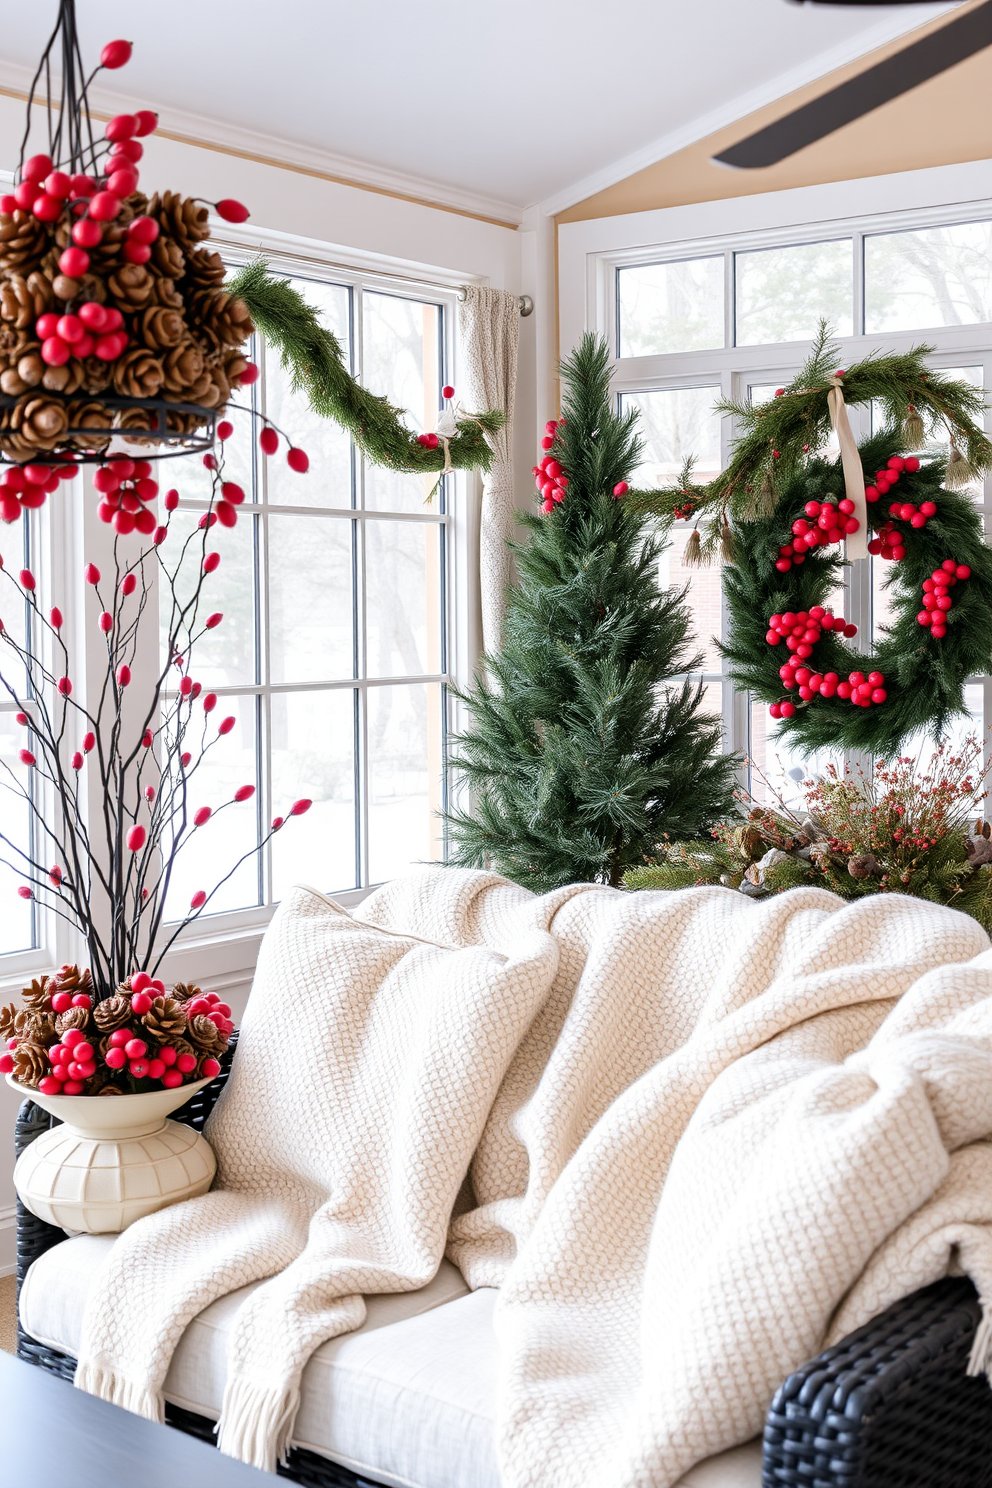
215, 199, 249, 223
904, 457, 921, 473
239, 362, 259, 385
22, 153, 53, 183
88, 191, 121, 222
287, 447, 309, 473
50, 992, 72, 1013
100, 39, 133, 69
779, 701, 795, 718
130, 991, 152, 1015
176, 1052, 198, 1074
123, 240, 151, 264
71, 993, 92, 1010
259, 427, 279, 455
129, 1059, 149, 1079
72, 217, 103, 248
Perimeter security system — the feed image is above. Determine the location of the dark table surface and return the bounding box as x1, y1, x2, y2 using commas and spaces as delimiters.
0, 1348, 274, 1485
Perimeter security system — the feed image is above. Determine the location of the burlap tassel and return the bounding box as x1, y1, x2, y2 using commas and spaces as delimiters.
720, 516, 737, 564
945, 439, 975, 489
683, 528, 703, 567
757, 471, 777, 517
903, 404, 926, 450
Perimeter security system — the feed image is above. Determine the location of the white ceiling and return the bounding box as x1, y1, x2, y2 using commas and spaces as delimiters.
0, 1, 958, 220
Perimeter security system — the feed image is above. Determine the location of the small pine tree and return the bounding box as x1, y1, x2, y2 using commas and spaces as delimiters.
445, 333, 738, 891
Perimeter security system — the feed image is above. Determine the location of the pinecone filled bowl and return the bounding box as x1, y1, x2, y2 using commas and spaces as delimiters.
4, 965, 231, 1233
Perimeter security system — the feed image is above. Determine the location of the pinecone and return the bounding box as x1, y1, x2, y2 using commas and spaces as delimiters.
150, 237, 185, 280
0, 210, 47, 273
223, 349, 251, 389
0, 1002, 16, 1039
184, 248, 226, 289
171, 1034, 196, 1063
112, 347, 165, 399
154, 276, 184, 311
14, 1009, 56, 1044
20, 975, 51, 1011
149, 191, 210, 256
92, 994, 133, 1033
4, 393, 70, 456
189, 290, 253, 349
55, 1006, 90, 1037
116, 406, 156, 441
171, 982, 201, 1005
107, 262, 156, 310
0, 274, 50, 330
41, 359, 84, 395
185, 1014, 226, 1055
75, 354, 115, 394
65, 397, 113, 449
51, 964, 93, 998
12, 1041, 48, 1087
97, 1081, 124, 1096
141, 995, 187, 1041
10, 347, 43, 389
161, 340, 204, 396
138, 305, 185, 351
0, 323, 30, 359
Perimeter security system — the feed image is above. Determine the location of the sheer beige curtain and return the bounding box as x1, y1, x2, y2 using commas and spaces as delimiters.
459, 286, 519, 655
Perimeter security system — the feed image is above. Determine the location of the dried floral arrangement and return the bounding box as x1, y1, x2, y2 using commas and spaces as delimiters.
0, 967, 231, 1096
623, 737, 992, 933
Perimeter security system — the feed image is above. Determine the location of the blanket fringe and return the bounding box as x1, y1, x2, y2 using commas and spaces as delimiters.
967, 1301, 992, 1377
74, 1359, 164, 1422
217, 1373, 302, 1472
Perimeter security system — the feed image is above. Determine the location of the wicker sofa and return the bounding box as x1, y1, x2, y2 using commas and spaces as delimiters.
13, 1045, 992, 1488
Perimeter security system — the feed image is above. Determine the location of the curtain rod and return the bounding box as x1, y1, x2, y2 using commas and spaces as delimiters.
458, 289, 533, 316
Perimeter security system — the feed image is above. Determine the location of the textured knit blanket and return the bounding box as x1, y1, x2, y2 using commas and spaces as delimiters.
76, 870, 992, 1484
363, 871, 992, 1488
74, 882, 559, 1469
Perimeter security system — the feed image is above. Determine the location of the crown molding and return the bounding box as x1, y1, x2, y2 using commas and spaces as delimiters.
538, 2, 959, 217
0, 60, 523, 230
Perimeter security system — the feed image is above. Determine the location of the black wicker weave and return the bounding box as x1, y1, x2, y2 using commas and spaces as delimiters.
14, 1042, 992, 1487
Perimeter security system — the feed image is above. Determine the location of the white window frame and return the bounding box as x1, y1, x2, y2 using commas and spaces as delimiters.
564, 166, 992, 787
0, 231, 484, 991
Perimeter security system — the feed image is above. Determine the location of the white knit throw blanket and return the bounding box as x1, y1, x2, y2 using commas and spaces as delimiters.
74, 882, 558, 1470
77, 870, 992, 1483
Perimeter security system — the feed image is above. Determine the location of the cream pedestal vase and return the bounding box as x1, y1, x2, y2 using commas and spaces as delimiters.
8, 1075, 217, 1234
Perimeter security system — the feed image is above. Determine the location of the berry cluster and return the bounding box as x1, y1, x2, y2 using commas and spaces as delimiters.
917, 560, 971, 637
672, 493, 696, 520
780, 498, 861, 570
0, 461, 76, 522
533, 419, 568, 513
35, 299, 130, 368
764, 607, 889, 717
0, 967, 232, 1097
864, 454, 921, 504
867, 520, 906, 562
94, 455, 160, 535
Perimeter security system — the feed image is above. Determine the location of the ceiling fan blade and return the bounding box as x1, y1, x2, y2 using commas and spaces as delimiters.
713, 0, 992, 169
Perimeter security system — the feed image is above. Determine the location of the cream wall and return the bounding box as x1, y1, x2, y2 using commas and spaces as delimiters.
0, 100, 539, 1273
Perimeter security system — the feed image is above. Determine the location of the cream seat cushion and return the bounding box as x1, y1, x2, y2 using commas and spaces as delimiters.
20, 1237, 761, 1488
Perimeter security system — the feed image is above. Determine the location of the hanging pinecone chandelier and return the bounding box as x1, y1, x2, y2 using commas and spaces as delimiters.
0, 0, 255, 489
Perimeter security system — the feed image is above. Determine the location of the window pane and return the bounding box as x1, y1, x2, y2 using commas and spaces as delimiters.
617, 257, 724, 358
164, 695, 260, 918
160, 508, 256, 687
658, 527, 723, 672
0, 708, 33, 952
270, 689, 356, 897
735, 241, 853, 346
363, 293, 441, 512
368, 682, 444, 882
865, 222, 992, 333
748, 700, 842, 812
268, 514, 353, 684
365, 521, 442, 679
267, 279, 353, 509
623, 386, 722, 487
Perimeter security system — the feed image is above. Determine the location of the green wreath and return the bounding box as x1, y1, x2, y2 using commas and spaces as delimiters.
632, 331, 992, 754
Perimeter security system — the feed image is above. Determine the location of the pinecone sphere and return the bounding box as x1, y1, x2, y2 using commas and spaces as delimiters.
20, 976, 51, 1011
92, 994, 133, 1033
55, 1006, 90, 1037
51, 964, 93, 998
0, 210, 47, 273
142, 996, 187, 1041
12, 1041, 48, 1087
185, 1014, 225, 1055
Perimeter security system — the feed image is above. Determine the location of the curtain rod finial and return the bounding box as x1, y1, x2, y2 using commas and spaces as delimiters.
518, 295, 534, 317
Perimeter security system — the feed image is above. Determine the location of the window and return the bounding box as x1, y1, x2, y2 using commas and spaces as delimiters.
158, 266, 455, 926
606, 206, 992, 804
0, 516, 36, 957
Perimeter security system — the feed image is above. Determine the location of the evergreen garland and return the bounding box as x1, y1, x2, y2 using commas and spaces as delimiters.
444, 334, 738, 891
722, 429, 992, 754
227, 259, 504, 477
630, 326, 992, 554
